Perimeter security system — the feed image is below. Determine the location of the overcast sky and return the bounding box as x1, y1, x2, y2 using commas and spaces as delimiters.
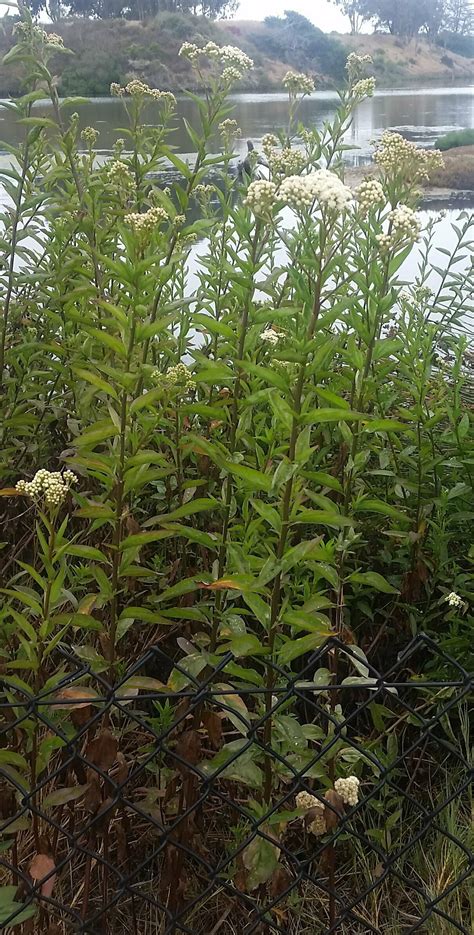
234, 0, 350, 32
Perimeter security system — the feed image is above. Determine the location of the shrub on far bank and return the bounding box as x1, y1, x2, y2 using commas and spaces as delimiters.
435, 128, 474, 151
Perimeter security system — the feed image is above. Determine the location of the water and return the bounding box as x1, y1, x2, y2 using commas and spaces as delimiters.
0, 84, 472, 167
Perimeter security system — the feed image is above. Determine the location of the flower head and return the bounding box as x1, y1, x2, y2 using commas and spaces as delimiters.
334, 775, 360, 807
355, 177, 384, 214
283, 70, 315, 96
352, 76, 376, 99
346, 52, 373, 81
445, 591, 464, 609
124, 206, 169, 233
374, 131, 444, 182
261, 328, 280, 346
16, 469, 78, 508
152, 363, 196, 394
107, 160, 133, 186
268, 147, 306, 178
278, 169, 352, 214
296, 790, 319, 811
81, 126, 99, 147
244, 179, 278, 216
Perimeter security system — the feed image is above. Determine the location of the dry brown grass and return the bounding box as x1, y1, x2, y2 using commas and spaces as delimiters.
429, 146, 474, 190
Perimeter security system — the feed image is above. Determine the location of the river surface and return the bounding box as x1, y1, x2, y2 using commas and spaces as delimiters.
0, 84, 473, 166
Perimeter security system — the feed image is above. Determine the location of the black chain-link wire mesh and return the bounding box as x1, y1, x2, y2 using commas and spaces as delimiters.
1, 634, 472, 934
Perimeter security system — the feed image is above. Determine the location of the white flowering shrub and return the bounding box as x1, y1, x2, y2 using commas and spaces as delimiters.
0, 10, 472, 922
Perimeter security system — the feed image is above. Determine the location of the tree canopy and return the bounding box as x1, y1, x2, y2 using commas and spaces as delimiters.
333, 0, 473, 36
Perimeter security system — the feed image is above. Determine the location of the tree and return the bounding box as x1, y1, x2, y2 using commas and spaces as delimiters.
332, 1, 372, 34
359, 0, 444, 37
443, 0, 474, 34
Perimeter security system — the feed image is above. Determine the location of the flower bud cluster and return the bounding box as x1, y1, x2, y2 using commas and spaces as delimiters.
16, 469, 78, 508
262, 133, 279, 155
261, 328, 280, 345
334, 775, 360, 807
355, 178, 384, 213
445, 591, 464, 608
81, 126, 99, 147
111, 81, 175, 105
218, 119, 241, 142
346, 52, 373, 81
283, 70, 315, 96
124, 206, 169, 233
268, 147, 306, 178
352, 77, 376, 98
244, 180, 278, 215
179, 41, 253, 78
45, 33, 64, 48
152, 363, 196, 393
377, 205, 421, 252
16, 22, 65, 48
106, 160, 134, 186
374, 131, 444, 182
279, 169, 352, 213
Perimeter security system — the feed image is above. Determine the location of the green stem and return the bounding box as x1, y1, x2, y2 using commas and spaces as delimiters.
263, 228, 326, 802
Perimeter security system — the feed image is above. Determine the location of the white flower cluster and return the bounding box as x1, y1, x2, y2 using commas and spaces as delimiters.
445, 591, 464, 608
124, 206, 169, 233
194, 183, 215, 201
268, 147, 306, 178
218, 118, 241, 139
219, 45, 254, 71
374, 131, 444, 182
261, 328, 280, 345
46, 32, 64, 48
111, 80, 175, 104
179, 41, 253, 77
16, 469, 78, 508
244, 179, 278, 215
390, 205, 421, 239
346, 52, 373, 81
81, 126, 99, 146
377, 205, 421, 252
16, 22, 65, 49
355, 177, 385, 213
279, 169, 352, 214
296, 790, 318, 810
334, 775, 360, 807
295, 791, 326, 836
152, 363, 196, 393
283, 70, 315, 96
262, 133, 279, 154
107, 160, 133, 185
352, 77, 376, 98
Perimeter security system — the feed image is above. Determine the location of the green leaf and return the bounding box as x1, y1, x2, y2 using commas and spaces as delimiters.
349, 572, 399, 594
362, 420, 407, 433
63, 544, 108, 562
221, 634, 267, 657
120, 530, 174, 550
353, 499, 408, 522
294, 510, 354, 528
72, 368, 118, 399
42, 785, 89, 808
242, 834, 279, 890
74, 423, 119, 448
301, 408, 365, 425
278, 631, 329, 664
224, 461, 272, 493
149, 498, 217, 524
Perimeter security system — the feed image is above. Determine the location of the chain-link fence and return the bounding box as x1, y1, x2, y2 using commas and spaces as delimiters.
1, 634, 472, 934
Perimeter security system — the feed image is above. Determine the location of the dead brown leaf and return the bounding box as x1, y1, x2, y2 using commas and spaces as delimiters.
202, 710, 223, 749
86, 729, 118, 771
29, 853, 56, 898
